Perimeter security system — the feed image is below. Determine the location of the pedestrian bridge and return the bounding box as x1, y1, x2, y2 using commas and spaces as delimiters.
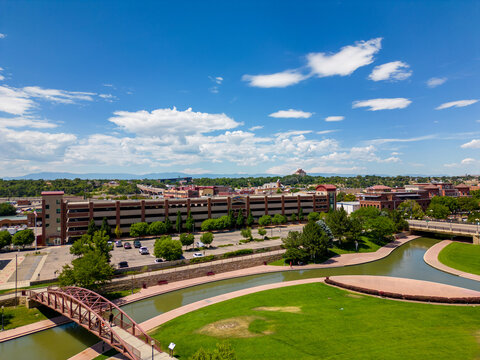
24, 286, 170, 360
408, 219, 480, 244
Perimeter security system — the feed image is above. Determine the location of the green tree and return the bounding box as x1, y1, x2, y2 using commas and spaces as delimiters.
257, 227, 267, 239
430, 196, 458, 213
153, 236, 183, 261
325, 208, 349, 241
129, 222, 148, 237
165, 217, 173, 233
344, 193, 356, 201
467, 211, 480, 223
427, 203, 450, 219
240, 227, 252, 242
366, 216, 395, 244
58, 250, 114, 289
307, 212, 320, 222
87, 219, 97, 236
100, 217, 111, 237
201, 219, 216, 231
70, 230, 112, 261
227, 210, 236, 229
185, 211, 195, 232
176, 211, 183, 233
200, 232, 214, 247
189, 342, 236, 360
179, 233, 195, 249
397, 200, 425, 219
457, 197, 479, 212
272, 213, 287, 225
388, 209, 409, 232
301, 221, 329, 260
236, 211, 244, 228
12, 229, 35, 249
148, 221, 167, 236
290, 213, 297, 223
0, 230, 12, 250
282, 231, 308, 265
246, 210, 254, 227
298, 208, 304, 221
351, 206, 381, 227
258, 215, 272, 227
0, 203, 17, 216
114, 224, 122, 239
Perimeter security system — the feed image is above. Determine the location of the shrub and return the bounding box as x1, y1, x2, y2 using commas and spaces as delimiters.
200, 232, 214, 246
222, 249, 254, 258
258, 215, 272, 227
148, 221, 167, 236
272, 213, 287, 225
129, 222, 148, 237
189, 255, 215, 264
179, 233, 195, 249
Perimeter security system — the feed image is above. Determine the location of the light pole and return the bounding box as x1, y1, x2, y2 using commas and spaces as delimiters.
151, 339, 155, 359
476, 219, 479, 233
1, 305, 4, 331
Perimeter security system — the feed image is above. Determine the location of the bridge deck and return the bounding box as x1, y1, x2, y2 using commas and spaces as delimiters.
114, 327, 169, 360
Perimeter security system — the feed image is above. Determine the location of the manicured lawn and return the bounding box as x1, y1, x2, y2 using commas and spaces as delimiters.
438, 242, 480, 275
92, 349, 119, 360
1, 305, 59, 330
150, 283, 480, 360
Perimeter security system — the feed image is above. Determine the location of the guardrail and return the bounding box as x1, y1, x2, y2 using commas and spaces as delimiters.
408, 220, 480, 235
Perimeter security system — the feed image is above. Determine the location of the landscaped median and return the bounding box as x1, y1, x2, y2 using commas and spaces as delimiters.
438, 242, 480, 276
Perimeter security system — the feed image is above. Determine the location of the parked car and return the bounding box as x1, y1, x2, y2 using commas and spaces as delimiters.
193, 252, 203, 258
154, 258, 164, 263
133, 240, 142, 248
124, 242, 132, 249
115, 240, 123, 247
139, 246, 149, 255
118, 261, 129, 268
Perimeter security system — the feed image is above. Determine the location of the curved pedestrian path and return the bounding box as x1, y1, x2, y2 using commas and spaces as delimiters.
423, 240, 480, 282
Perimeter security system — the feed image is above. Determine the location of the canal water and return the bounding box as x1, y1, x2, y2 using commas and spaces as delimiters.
2, 237, 479, 359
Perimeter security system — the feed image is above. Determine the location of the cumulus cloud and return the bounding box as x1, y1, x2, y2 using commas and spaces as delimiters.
99, 94, 117, 102
368, 134, 436, 145
0, 67, 4, 81
108, 107, 241, 136
243, 38, 382, 88
0, 86, 35, 115
269, 109, 312, 118
368, 61, 412, 81
249, 125, 264, 131
242, 70, 307, 88
0, 33, 5, 39
307, 38, 382, 77
0, 116, 57, 129
353, 98, 411, 111
444, 158, 479, 168
426, 77, 447, 88
325, 116, 344, 122
461, 139, 480, 149
435, 99, 478, 110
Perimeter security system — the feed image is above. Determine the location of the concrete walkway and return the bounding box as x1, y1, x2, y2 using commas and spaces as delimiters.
423, 240, 480, 282
328, 275, 480, 298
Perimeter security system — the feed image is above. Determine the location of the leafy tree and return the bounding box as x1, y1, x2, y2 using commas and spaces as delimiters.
0, 230, 12, 250
185, 211, 195, 232
153, 236, 183, 261
0, 203, 17, 216
114, 224, 122, 239
351, 206, 381, 227
87, 219, 97, 236
471, 190, 480, 200
227, 210, 236, 229
467, 211, 480, 223
58, 250, 114, 289
190, 342, 236, 360
430, 196, 458, 213
298, 208, 304, 221
246, 211, 254, 227
282, 231, 308, 264
397, 200, 424, 219
257, 227, 267, 239
336, 191, 346, 202
164, 217, 173, 233
316, 220, 334, 243
129, 222, 148, 237
100, 217, 111, 237
148, 221, 166, 236
388, 209, 409, 232
366, 216, 395, 244
307, 212, 320, 222
258, 215, 272, 227
176, 211, 183, 233
344, 193, 356, 201
290, 213, 297, 223
325, 208, 349, 240
240, 227, 252, 242
427, 203, 450, 219
301, 221, 329, 260
200, 232, 214, 247
70, 230, 112, 261
201, 219, 216, 231
180, 233, 195, 249
457, 197, 479, 212
12, 229, 35, 249
236, 211, 244, 228
272, 213, 287, 225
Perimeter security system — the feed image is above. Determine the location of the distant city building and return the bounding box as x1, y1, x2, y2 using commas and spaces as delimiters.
294, 168, 307, 177
336, 201, 360, 214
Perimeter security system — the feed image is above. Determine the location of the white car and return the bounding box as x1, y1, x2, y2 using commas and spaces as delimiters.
193, 252, 203, 258
139, 246, 149, 255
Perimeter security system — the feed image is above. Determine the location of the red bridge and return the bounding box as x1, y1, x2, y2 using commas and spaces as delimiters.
25, 286, 168, 360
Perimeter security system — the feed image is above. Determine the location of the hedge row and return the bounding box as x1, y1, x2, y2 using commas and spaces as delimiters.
222, 249, 254, 258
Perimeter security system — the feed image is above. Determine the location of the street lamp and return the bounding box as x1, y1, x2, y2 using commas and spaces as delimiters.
476, 218, 479, 233
1, 305, 4, 331
151, 339, 155, 359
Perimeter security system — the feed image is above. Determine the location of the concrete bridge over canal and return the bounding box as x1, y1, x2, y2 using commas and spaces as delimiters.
25, 286, 171, 360
408, 219, 480, 244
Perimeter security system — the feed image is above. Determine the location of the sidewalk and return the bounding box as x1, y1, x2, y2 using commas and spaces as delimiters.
423, 240, 480, 282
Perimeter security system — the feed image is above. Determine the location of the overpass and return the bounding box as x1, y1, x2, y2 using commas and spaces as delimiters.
24, 286, 171, 360
408, 219, 480, 245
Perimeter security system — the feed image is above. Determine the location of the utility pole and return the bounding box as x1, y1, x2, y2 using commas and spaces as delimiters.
15, 254, 18, 307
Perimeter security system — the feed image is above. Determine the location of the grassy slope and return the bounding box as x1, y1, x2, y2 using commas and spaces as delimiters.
438, 242, 480, 275
2, 305, 59, 330
151, 283, 480, 360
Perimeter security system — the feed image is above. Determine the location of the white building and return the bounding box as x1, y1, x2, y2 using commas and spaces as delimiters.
336, 201, 360, 214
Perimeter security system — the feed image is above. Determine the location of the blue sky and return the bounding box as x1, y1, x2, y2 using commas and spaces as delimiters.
0, 0, 479, 177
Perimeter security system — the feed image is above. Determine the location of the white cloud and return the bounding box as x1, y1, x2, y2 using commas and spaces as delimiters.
368, 134, 436, 145
242, 70, 307, 88
0, 86, 35, 115
435, 99, 478, 110
0, 33, 5, 39
325, 116, 344, 122
249, 125, 264, 131
307, 38, 382, 77
108, 107, 241, 136
99, 93, 117, 102
22, 86, 96, 104
269, 109, 312, 118
461, 158, 477, 165
0, 116, 57, 129
426, 77, 447, 88
368, 61, 412, 81
0, 67, 4, 81
208, 76, 223, 85
461, 139, 480, 149
353, 98, 411, 111
316, 130, 338, 135
444, 158, 479, 168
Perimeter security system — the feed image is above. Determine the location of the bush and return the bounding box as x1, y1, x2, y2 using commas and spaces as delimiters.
0, 203, 16, 216
0, 230, 12, 250
272, 214, 287, 225
153, 236, 183, 261
148, 221, 167, 236
201, 219, 216, 231
179, 233, 195, 249
200, 232, 214, 246
222, 249, 254, 258
307, 212, 321, 222
258, 215, 272, 227
241, 227, 252, 241
12, 229, 35, 248
189, 255, 215, 264
130, 222, 148, 237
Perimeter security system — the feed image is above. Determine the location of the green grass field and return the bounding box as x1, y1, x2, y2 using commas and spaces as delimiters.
438, 242, 480, 275
1, 305, 59, 330
150, 283, 480, 360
